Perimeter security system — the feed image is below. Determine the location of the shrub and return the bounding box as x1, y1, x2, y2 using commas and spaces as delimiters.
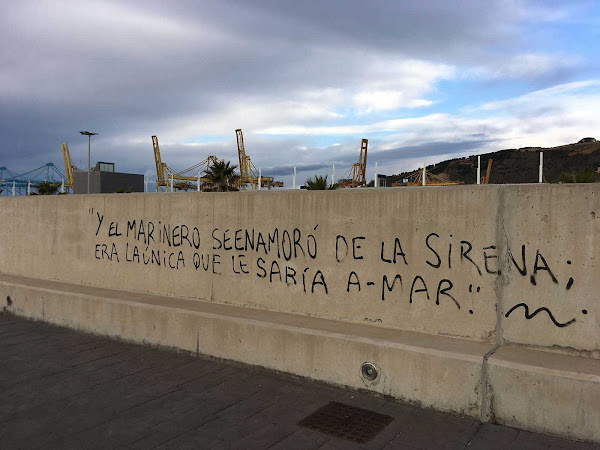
35, 181, 61, 195
560, 170, 596, 183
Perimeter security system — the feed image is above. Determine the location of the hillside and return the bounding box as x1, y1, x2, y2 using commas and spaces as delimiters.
387, 140, 600, 185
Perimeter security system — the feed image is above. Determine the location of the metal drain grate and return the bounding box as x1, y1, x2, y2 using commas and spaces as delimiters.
298, 401, 394, 444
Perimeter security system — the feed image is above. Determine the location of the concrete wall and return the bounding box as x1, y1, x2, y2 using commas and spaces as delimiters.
0, 185, 599, 441
500, 186, 599, 353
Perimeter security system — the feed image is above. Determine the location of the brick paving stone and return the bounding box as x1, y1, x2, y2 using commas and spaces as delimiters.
178, 365, 245, 394
380, 439, 420, 450
273, 382, 344, 413
319, 438, 368, 449
380, 427, 465, 449
214, 394, 274, 422
210, 404, 307, 444
150, 410, 219, 437
466, 422, 520, 449
509, 429, 600, 450
549, 440, 600, 450
153, 425, 224, 449
228, 422, 298, 449
129, 430, 172, 449
268, 427, 331, 449
1, 313, 598, 450
248, 376, 305, 402
68, 415, 155, 446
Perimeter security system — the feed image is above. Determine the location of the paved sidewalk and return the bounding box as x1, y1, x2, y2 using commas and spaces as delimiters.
0, 314, 597, 449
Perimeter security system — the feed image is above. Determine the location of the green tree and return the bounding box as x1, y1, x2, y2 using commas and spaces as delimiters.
35, 181, 61, 195
306, 174, 339, 190
306, 175, 328, 190
204, 159, 238, 192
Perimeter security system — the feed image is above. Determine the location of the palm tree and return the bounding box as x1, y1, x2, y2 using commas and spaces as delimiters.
306, 175, 339, 190
35, 181, 61, 195
204, 159, 238, 192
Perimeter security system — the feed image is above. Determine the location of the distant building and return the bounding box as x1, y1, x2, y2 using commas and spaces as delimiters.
579, 137, 597, 143
375, 174, 391, 187
73, 162, 144, 194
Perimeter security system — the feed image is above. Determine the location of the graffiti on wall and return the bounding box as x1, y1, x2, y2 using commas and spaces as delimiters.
90, 207, 584, 328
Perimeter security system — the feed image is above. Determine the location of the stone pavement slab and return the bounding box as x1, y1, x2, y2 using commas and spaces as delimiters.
0, 313, 597, 449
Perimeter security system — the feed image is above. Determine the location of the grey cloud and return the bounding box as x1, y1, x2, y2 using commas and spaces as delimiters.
157, 0, 517, 62
367, 140, 500, 164
0, 0, 592, 176
264, 163, 333, 178
265, 139, 499, 177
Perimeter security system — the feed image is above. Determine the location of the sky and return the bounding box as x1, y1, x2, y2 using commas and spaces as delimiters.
1, 0, 599, 188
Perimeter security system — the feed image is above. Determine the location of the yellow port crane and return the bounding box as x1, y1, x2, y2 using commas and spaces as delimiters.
235, 129, 283, 190
481, 159, 493, 184
61, 142, 82, 193
152, 135, 217, 192
342, 139, 368, 188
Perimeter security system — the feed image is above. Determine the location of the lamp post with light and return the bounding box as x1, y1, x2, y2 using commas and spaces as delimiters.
79, 131, 98, 194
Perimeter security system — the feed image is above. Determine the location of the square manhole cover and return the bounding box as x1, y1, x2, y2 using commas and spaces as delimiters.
298, 401, 394, 444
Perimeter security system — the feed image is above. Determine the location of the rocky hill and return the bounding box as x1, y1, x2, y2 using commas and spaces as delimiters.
387, 140, 600, 185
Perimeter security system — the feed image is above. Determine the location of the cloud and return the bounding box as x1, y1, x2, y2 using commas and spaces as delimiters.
259, 79, 599, 139
466, 53, 582, 82
354, 91, 433, 113
265, 139, 496, 177
255, 78, 600, 186
473, 79, 600, 112
0, 0, 597, 187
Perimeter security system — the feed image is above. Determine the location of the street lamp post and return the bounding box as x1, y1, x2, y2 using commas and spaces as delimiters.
80, 131, 98, 194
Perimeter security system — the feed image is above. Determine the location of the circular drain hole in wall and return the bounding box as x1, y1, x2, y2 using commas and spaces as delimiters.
361, 362, 378, 381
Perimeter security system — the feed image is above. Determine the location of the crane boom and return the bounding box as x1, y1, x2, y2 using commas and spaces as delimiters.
61, 143, 74, 192
151, 135, 167, 191
358, 138, 368, 185
481, 159, 493, 184
236, 129, 249, 182
176, 156, 218, 177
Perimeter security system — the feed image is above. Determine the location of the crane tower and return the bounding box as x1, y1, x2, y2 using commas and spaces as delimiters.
343, 139, 368, 188
235, 129, 283, 190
